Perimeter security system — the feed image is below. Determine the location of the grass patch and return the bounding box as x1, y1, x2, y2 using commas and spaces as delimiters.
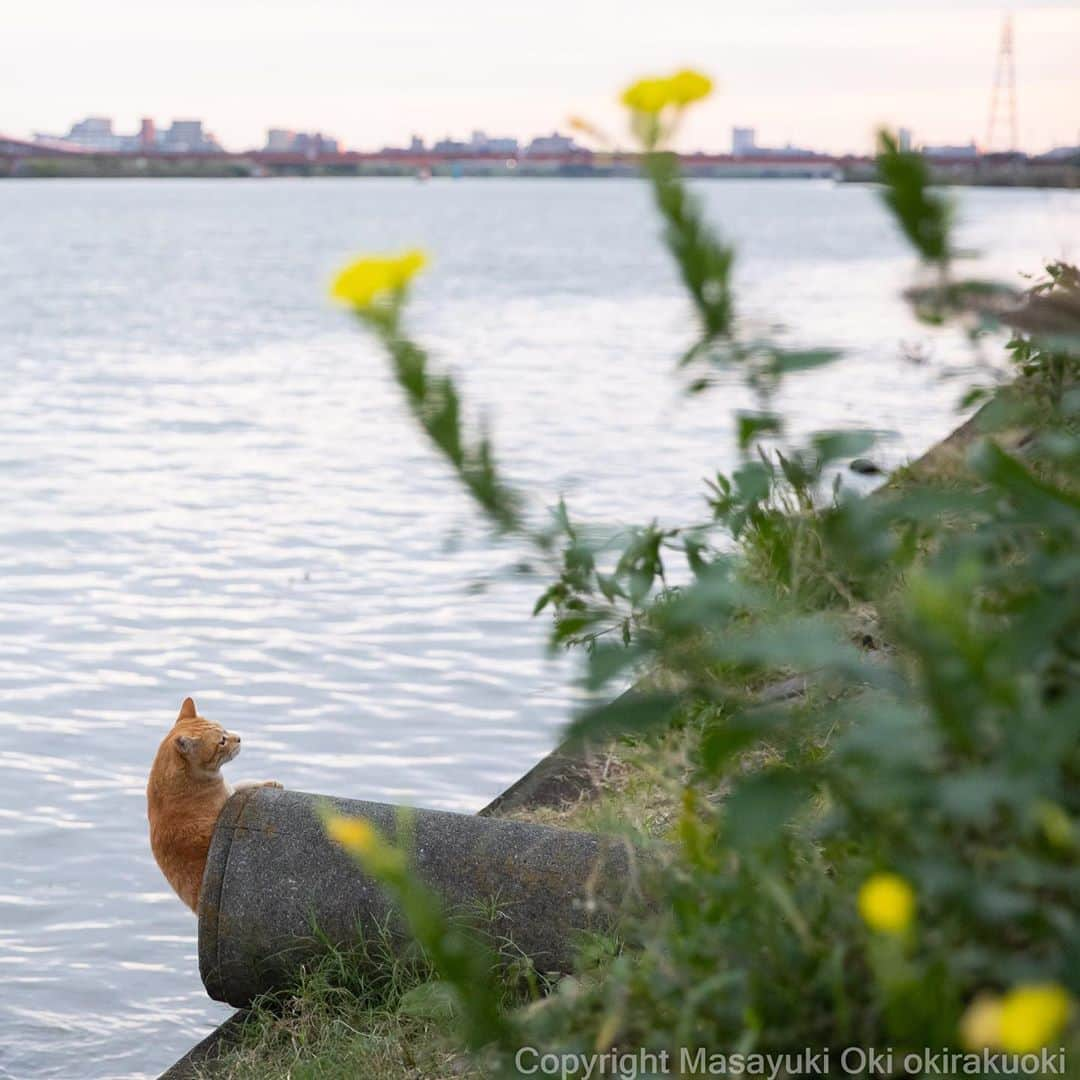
201, 990, 478, 1080
194, 922, 471, 1080
198, 900, 553, 1078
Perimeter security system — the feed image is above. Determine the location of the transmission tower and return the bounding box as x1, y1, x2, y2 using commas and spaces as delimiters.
986, 14, 1018, 152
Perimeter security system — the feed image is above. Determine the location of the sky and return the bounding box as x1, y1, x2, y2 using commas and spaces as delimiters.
4, 0, 1078, 155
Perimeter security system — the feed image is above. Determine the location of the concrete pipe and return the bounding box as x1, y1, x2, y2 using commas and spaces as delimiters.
198, 787, 645, 1007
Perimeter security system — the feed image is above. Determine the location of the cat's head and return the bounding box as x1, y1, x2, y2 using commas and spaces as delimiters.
172, 696, 241, 775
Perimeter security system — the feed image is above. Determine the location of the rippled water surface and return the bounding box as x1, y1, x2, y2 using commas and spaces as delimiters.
1, 177, 1077, 1078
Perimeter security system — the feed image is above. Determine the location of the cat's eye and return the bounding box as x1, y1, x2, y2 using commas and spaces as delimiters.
219, 736, 227, 745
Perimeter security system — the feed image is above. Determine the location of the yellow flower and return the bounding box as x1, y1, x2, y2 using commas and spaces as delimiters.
857, 872, 915, 934
324, 811, 408, 876
621, 78, 674, 115
325, 814, 377, 855
998, 984, 1071, 1053
667, 69, 714, 106
620, 69, 713, 114
960, 994, 1005, 1049
331, 249, 428, 310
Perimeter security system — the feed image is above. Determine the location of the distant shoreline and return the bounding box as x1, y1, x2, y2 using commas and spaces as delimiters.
2, 151, 1077, 188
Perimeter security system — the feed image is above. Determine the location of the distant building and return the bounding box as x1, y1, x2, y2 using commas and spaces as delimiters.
69, 117, 116, 149
139, 117, 156, 151
1036, 144, 1080, 162
265, 128, 297, 151
731, 126, 756, 156
295, 132, 338, 156
378, 135, 427, 156
432, 137, 470, 154
35, 115, 223, 154
732, 126, 819, 159
35, 116, 131, 152
264, 129, 339, 155
524, 132, 579, 155
921, 140, 978, 159
421, 132, 520, 156
758, 142, 819, 159
469, 130, 519, 154
898, 127, 913, 153
159, 120, 221, 153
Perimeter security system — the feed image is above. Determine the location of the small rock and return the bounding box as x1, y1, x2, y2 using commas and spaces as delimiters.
849, 457, 883, 475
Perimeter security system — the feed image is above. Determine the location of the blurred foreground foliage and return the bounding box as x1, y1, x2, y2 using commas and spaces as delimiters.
321, 79, 1080, 1077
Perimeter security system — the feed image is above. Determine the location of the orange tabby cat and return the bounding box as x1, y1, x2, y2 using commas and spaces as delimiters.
147, 697, 281, 912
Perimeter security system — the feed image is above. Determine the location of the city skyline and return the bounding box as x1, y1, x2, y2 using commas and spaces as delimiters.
5, 1, 1079, 156
33, 114, 1028, 161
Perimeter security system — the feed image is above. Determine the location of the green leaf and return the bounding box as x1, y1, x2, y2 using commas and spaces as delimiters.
737, 411, 783, 450
584, 642, 643, 691
765, 348, 842, 375
644, 150, 736, 345
969, 438, 1080, 524
563, 691, 681, 746
723, 770, 811, 849
875, 129, 951, 264
699, 708, 785, 774
733, 461, 772, 506
811, 430, 877, 465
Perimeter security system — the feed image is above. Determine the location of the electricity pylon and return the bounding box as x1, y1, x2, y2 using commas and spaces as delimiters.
986, 14, 1018, 152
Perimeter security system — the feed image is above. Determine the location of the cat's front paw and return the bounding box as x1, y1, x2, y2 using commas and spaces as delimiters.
234, 779, 284, 792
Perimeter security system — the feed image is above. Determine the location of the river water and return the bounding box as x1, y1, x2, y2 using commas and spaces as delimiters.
0, 177, 1076, 1079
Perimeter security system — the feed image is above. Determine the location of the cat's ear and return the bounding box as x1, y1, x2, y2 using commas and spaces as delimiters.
177, 697, 197, 723
175, 734, 198, 758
